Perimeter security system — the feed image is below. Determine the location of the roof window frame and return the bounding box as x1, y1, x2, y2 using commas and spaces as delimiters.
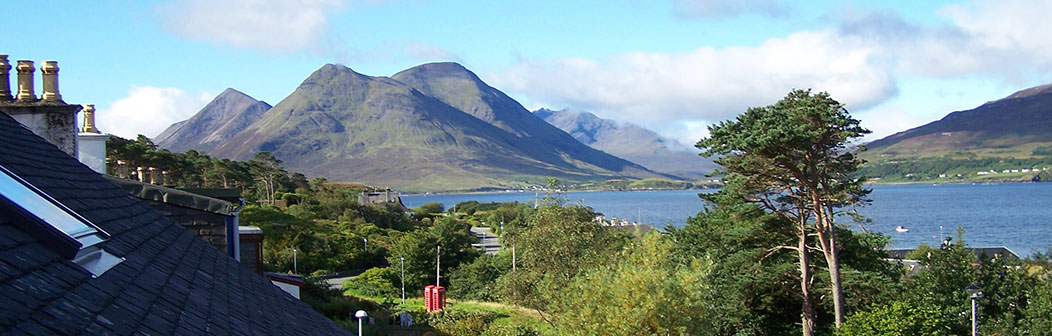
0, 163, 123, 277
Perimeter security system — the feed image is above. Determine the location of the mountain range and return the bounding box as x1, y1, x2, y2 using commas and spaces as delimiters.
865, 83, 1052, 160
162, 63, 669, 192
155, 60, 1052, 190
533, 108, 717, 179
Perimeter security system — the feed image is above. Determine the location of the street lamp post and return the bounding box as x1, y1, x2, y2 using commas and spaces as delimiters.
355, 310, 368, 336
967, 284, 982, 336
292, 247, 297, 274
400, 256, 406, 305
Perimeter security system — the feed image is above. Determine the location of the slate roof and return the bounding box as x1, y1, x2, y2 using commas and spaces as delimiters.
0, 112, 351, 335
885, 246, 1020, 260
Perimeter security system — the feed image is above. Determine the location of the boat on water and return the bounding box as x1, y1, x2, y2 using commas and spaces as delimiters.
895, 225, 909, 233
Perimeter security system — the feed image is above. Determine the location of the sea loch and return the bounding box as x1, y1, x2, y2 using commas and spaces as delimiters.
405, 183, 1052, 257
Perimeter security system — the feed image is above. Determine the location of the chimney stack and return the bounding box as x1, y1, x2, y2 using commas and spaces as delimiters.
82, 104, 98, 133
77, 103, 109, 174
40, 61, 61, 102
1, 56, 81, 158
0, 55, 11, 101
16, 60, 35, 101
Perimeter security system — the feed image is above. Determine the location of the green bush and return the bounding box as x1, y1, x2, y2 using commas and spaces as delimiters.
480, 322, 541, 336
449, 254, 511, 301
425, 308, 501, 336
343, 267, 399, 297
301, 277, 376, 323
839, 301, 955, 335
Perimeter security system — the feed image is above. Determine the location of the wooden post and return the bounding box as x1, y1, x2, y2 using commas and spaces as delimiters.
436, 246, 441, 286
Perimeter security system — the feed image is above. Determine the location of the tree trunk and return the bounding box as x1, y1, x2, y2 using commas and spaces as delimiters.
798, 220, 815, 336
823, 220, 846, 328
810, 190, 847, 328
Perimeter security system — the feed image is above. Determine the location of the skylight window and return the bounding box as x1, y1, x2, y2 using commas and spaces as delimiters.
0, 164, 122, 277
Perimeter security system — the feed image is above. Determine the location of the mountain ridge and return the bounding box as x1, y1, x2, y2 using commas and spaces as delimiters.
534, 108, 717, 179
155, 88, 272, 153
865, 82, 1052, 160
202, 63, 667, 191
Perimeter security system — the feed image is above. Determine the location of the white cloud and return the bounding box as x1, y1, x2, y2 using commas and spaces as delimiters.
96, 87, 212, 140
494, 0, 1052, 145
838, 0, 1052, 83
160, 0, 348, 53
491, 29, 896, 146
672, 0, 790, 18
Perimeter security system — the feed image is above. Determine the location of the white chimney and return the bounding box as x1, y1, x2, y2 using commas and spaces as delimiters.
77, 104, 109, 174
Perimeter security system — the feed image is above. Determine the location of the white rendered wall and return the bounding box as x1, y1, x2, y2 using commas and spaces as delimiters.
77, 133, 108, 173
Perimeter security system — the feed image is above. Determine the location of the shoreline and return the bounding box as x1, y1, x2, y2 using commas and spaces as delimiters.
402, 186, 718, 197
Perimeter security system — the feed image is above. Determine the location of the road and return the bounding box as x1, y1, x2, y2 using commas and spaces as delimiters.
470, 226, 502, 255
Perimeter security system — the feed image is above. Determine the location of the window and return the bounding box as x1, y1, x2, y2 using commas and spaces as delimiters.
0, 164, 122, 277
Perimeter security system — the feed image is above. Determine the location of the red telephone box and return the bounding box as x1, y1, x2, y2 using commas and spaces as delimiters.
424, 285, 435, 311
424, 285, 446, 312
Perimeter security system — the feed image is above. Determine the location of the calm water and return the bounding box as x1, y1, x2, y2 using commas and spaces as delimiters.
404, 183, 1052, 257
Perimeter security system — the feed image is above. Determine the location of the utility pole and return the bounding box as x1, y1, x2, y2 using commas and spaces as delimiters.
436, 246, 441, 286
400, 256, 405, 305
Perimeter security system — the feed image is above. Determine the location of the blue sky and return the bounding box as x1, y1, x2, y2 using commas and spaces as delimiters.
3, 0, 1051, 147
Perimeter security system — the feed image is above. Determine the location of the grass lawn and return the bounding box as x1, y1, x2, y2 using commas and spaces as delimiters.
341, 286, 554, 335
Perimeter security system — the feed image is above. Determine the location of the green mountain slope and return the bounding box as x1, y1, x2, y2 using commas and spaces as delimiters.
866, 84, 1052, 160
209, 63, 665, 192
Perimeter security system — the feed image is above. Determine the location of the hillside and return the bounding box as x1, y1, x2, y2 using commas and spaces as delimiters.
534, 108, 717, 179
207, 63, 666, 192
155, 88, 272, 153
860, 83, 1052, 182
865, 83, 1052, 160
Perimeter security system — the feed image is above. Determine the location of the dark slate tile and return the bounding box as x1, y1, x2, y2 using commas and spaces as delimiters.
96, 302, 140, 335
0, 225, 32, 248
38, 297, 95, 335
8, 270, 67, 303
1, 245, 51, 273
172, 321, 206, 336
78, 321, 120, 336
113, 287, 153, 313
41, 261, 92, 289
0, 259, 19, 283
0, 293, 33, 329
11, 318, 59, 336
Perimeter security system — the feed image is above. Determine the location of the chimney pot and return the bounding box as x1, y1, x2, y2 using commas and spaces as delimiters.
15, 60, 35, 101
0, 55, 11, 101
40, 61, 61, 102
148, 167, 160, 185
82, 104, 99, 133
115, 160, 129, 179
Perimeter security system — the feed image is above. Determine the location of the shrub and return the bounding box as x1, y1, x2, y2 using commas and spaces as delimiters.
343, 267, 399, 298
839, 301, 955, 336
